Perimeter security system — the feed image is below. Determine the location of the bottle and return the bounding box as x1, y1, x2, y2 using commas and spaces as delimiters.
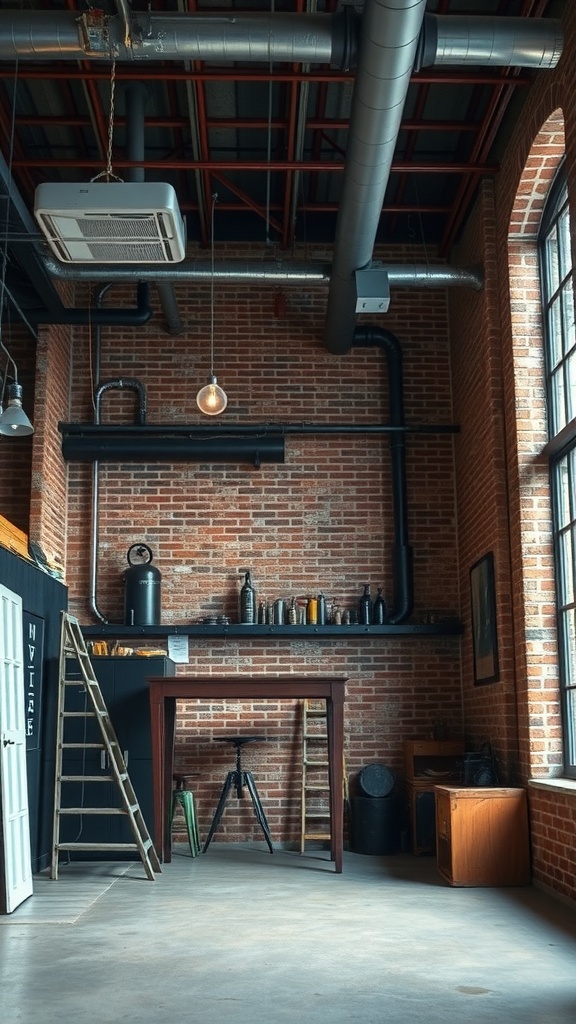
307, 597, 318, 624
373, 587, 387, 625
358, 583, 372, 625
257, 600, 266, 624
240, 571, 256, 624
288, 597, 298, 624
317, 592, 327, 625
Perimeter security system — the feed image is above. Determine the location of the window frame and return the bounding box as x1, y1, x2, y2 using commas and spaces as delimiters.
539, 161, 576, 779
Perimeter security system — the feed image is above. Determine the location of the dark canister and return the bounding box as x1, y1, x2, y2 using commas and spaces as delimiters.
123, 543, 161, 626
358, 583, 372, 625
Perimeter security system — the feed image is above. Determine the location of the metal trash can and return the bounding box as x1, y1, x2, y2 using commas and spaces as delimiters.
351, 795, 404, 855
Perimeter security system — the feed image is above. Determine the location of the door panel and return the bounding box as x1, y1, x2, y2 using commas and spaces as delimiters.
0, 585, 33, 913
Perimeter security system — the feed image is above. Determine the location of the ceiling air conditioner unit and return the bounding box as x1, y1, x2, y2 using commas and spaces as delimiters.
34, 182, 187, 263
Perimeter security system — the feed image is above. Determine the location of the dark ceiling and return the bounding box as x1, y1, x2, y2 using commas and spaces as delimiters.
0, 0, 566, 321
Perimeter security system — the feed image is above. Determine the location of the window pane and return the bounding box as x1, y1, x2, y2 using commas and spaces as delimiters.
562, 278, 576, 359
564, 689, 576, 768
550, 365, 566, 433
560, 610, 576, 687
555, 457, 570, 527
557, 529, 574, 607
546, 298, 563, 370
558, 206, 571, 282
566, 352, 576, 423
545, 226, 560, 295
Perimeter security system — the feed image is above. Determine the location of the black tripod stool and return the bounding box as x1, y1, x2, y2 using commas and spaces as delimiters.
202, 736, 274, 854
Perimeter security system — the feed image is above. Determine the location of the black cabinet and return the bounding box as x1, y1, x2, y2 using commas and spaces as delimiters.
60, 656, 175, 858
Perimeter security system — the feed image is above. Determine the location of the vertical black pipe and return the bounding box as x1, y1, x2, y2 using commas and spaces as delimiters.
352, 326, 413, 624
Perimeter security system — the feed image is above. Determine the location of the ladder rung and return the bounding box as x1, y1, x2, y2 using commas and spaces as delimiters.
58, 807, 131, 815
305, 811, 330, 819
59, 774, 126, 782
303, 832, 331, 840
304, 760, 329, 767
55, 842, 147, 852
62, 711, 97, 718
304, 785, 330, 792
61, 743, 106, 749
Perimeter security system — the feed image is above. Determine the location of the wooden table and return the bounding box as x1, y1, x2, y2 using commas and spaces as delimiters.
148, 674, 347, 872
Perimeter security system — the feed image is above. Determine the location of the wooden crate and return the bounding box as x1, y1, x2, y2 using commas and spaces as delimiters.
435, 785, 531, 886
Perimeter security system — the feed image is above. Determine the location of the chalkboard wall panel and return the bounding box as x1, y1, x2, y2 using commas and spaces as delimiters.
0, 547, 67, 871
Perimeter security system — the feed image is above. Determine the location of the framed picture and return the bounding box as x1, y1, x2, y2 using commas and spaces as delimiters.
469, 552, 499, 685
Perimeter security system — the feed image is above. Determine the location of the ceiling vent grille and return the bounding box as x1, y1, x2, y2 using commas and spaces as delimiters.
34, 182, 187, 263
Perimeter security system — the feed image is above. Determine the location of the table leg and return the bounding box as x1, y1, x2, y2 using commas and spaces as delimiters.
327, 694, 344, 873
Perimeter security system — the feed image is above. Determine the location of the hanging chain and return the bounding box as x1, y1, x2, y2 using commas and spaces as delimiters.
91, 57, 123, 183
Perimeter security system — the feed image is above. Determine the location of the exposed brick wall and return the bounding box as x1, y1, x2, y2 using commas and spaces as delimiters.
28, 322, 72, 566
54, 258, 463, 845
0, 324, 36, 534
448, 3, 576, 902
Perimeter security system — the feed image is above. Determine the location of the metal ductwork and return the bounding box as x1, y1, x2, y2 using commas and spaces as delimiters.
0, 5, 562, 346
323, 0, 428, 355
39, 251, 483, 290
0, 10, 561, 70
124, 83, 184, 335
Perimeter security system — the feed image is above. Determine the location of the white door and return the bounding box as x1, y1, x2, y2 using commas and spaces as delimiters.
0, 584, 33, 913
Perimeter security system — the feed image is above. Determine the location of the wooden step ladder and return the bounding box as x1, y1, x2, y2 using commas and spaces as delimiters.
300, 699, 348, 853
51, 612, 161, 881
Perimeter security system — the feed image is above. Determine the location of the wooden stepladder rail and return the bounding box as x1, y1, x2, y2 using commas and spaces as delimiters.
300, 699, 349, 853
51, 613, 161, 881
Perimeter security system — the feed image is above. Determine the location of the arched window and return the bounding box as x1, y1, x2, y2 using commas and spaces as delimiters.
539, 162, 576, 777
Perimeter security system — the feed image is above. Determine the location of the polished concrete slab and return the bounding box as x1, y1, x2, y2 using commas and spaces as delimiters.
1, 846, 575, 1024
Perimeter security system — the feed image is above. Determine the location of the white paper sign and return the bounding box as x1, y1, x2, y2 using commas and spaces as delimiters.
167, 635, 190, 664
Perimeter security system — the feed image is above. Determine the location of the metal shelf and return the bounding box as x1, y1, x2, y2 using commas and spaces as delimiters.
81, 621, 462, 640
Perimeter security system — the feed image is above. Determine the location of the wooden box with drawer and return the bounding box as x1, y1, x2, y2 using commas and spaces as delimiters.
435, 785, 531, 886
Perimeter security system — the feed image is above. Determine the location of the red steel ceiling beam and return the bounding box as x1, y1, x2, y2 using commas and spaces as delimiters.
0, 67, 533, 86
13, 156, 495, 173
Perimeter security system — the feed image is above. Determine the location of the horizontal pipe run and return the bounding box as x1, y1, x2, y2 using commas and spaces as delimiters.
419, 15, 563, 70
60, 430, 286, 465
0, 11, 354, 67
0, 11, 562, 70
58, 422, 459, 437
40, 253, 483, 290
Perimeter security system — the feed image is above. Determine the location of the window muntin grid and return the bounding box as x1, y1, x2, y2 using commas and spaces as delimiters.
540, 167, 576, 776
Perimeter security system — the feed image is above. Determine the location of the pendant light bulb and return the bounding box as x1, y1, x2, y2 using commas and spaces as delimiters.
196, 374, 228, 416
196, 193, 228, 417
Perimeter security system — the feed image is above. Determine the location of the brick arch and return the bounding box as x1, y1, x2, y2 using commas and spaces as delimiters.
509, 108, 565, 240
506, 109, 565, 778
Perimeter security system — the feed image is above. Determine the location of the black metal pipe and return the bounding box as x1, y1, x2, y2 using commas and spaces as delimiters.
57, 421, 458, 436
23, 282, 152, 326
352, 326, 413, 625
60, 431, 285, 466
94, 379, 148, 425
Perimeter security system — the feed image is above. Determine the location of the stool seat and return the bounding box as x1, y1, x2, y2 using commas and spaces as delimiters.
214, 735, 267, 746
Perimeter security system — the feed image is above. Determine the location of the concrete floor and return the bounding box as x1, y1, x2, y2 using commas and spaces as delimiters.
1, 845, 576, 1024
